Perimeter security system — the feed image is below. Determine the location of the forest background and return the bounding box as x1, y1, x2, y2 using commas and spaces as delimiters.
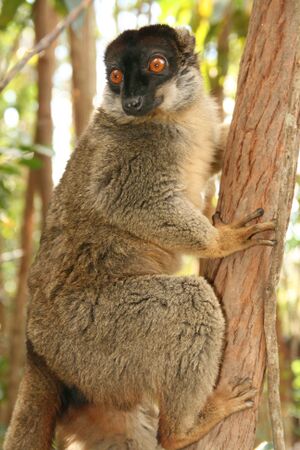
0, 0, 299, 449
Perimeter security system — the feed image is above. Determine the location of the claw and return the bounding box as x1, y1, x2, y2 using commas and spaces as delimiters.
246, 222, 276, 239
255, 207, 265, 217
233, 208, 265, 228
232, 377, 252, 389
212, 211, 224, 226
231, 378, 254, 396
245, 400, 254, 407
251, 239, 277, 246
216, 378, 257, 415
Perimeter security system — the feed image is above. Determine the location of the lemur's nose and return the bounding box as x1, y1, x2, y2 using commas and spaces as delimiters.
123, 96, 143, 113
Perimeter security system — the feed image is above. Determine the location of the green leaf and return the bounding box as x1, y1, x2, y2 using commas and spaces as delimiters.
232, 9, 249, 38
0, 356, 8, 374
33, 144, 54, 157
292, 359, 300, 375
0, 143, 54, 160
19, 157, 42, 169
0, 179, 11, 196
18, 143, 36, 152
0, 163, 21, 175
0, 0, 26, 30
50, 0, 68, 15
18, 143, 54, 157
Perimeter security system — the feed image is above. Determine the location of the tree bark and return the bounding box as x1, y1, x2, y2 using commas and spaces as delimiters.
34, 0, 57, 223
69, 4, 96, 137
4, 0, 57, 423
191, 1, 300, 449
4, 171, 36, 424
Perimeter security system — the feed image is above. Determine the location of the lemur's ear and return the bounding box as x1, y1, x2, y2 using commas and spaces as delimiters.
175, 27, 196, 53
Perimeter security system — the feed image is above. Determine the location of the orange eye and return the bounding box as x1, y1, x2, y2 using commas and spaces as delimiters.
149, 56, 166, 73
110, 69, 123, 85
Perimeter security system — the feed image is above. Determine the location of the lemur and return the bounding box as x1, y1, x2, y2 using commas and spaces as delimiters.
4, 24, 275, 450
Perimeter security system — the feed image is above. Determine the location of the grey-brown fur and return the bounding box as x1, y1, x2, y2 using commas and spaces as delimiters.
4, 25, 275, 450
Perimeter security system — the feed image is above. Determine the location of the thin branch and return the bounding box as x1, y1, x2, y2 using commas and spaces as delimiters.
0, 0, 94, 93
263, 178, 289, 450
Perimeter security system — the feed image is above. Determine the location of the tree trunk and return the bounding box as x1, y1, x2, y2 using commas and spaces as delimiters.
191, 1, 300, 449
34, 0, 57, 223
4, 0, 57, 424
4, 171, 36, 424
69, 4, 96, 137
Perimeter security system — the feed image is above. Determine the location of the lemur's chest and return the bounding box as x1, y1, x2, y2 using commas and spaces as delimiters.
177, 121, 216, 210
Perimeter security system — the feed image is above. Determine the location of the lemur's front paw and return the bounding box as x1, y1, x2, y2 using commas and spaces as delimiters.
212, 208, 276, 256
214, 378, 257, 415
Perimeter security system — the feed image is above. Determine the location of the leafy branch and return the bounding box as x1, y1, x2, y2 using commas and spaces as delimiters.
0, 0, 94, 93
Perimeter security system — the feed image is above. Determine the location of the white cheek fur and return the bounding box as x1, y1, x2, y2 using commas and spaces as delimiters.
102, 86, 125, 117
156, 68, 202, 112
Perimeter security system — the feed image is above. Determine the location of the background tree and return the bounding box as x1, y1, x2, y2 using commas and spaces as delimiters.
69, 3, 96, 137
4, 0, 58, 424
0, 0, 97, 435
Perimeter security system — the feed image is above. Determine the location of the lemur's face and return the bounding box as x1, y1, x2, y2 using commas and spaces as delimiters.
103, 25, 201, 119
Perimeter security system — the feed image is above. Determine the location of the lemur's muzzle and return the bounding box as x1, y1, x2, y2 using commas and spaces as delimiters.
122, 96, 143, 115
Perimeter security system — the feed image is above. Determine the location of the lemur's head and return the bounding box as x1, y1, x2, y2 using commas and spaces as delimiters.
103, 25, 201, 120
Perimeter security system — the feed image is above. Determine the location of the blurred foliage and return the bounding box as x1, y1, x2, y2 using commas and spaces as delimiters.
50, 0, 88, 31
158, 0, 251, 99
0, 3, 40, 435
0, 0, 299, 448
292, 359, 300, 437
0, 0, 25, 30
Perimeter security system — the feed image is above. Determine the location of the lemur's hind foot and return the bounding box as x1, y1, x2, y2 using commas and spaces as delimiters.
160, 378, 256, 450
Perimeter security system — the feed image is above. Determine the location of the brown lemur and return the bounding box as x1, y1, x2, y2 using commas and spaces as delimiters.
4, 25, 276, 450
